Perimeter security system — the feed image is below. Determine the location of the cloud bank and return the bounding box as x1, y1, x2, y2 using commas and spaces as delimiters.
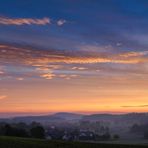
0, 43, 147, 81
0, 43, 147, 66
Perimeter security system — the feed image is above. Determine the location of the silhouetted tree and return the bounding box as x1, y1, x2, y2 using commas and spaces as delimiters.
4, 124, 14, 136
30, 126, 45, 139
3, 124, 29, 137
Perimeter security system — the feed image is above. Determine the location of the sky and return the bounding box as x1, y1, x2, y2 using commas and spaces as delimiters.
0, 0, 148, 117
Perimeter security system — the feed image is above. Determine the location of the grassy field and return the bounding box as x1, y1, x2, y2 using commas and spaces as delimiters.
0, 136, 148, 148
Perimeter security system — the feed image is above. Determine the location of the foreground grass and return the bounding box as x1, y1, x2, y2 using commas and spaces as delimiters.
0, 136, 148, 148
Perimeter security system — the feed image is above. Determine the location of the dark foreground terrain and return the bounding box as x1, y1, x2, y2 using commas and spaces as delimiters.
0, 137, 148, 148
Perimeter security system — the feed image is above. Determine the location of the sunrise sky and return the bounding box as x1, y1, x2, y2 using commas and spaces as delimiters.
0, 0, 148, 117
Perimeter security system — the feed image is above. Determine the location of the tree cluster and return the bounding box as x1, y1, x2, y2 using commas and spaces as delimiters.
0, 122, 45, 139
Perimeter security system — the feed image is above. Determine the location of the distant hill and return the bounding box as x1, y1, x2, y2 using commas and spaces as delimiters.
1, 112, 148, 125
11, 115, 65, 123
52, 112, 83, 120
4, 112, 83, 124
82, 113, 148, 124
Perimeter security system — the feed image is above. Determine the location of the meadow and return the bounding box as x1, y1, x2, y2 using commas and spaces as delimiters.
0, 136, 148, 148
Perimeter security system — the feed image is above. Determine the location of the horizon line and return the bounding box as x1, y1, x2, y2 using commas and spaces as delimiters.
0, 111, 148, 118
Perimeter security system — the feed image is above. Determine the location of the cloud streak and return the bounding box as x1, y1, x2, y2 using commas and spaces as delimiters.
0, 16, 68, 26
122, 105, 148, 108
0, 16, 50, 25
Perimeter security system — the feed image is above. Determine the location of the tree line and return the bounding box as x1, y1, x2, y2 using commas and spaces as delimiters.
0, 122, 45, 139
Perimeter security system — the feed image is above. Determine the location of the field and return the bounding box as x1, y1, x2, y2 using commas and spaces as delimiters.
0, 137, 148, 148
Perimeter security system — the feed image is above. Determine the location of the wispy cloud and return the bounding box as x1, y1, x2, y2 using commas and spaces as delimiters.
57, 19, 66, 26
72, 67, 87, 70
59, 74, 78, 80
16, 77, 24, 81
0, 71, 4, 74
0, 16, 68, 26
119, 51, 148, 58
0, 95, 7, 100
0, 16, 50, 25
0, 66, 5, 75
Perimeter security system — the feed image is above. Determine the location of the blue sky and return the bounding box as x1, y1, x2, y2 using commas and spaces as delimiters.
0, 0, 148, 50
